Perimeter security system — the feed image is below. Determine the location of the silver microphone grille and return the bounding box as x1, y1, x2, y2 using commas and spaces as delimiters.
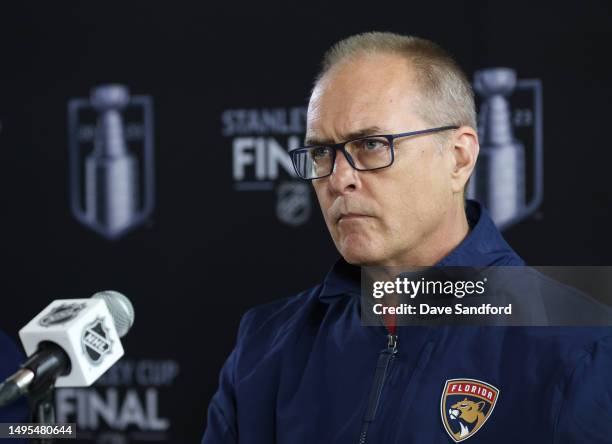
92, 291, 135, 338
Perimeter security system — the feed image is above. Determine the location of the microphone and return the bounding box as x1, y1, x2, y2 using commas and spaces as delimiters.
0, 291, 134, 407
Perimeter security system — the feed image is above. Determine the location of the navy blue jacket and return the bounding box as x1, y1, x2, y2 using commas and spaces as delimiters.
0, 329, 29, 443
202, 201, 612, 443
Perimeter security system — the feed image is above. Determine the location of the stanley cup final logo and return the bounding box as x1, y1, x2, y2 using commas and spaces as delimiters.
468, 68, 543, 230
68, 84, 155, 240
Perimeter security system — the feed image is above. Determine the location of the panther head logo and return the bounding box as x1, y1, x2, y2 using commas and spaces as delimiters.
441, 379, 499, 442
448, 398, 486, 439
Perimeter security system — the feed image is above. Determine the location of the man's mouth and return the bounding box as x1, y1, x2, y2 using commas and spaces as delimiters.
337, 213, 371, 223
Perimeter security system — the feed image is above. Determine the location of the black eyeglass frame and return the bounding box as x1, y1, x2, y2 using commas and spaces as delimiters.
290, 125, 459, 180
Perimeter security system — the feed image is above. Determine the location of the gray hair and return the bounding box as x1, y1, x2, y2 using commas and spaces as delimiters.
314, 32, 477, 131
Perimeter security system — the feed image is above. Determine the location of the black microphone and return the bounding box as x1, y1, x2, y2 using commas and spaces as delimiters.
0, 342, 70, 407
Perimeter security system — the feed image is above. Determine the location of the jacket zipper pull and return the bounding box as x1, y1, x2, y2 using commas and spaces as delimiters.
387, 334, 398, 353
357, 334, 399, 444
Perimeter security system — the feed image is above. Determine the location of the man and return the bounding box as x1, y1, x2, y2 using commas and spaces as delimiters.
202, 32, 612, 443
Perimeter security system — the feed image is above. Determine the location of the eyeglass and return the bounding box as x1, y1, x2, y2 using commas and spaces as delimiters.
289, 125, 459, 180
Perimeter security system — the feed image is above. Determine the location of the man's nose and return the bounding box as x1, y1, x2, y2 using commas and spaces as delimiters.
328, 149, 358, 194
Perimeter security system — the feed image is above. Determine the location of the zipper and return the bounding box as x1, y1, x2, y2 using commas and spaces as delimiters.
357, 333, 398, 444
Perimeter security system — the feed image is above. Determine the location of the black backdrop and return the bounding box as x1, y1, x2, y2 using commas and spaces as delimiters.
1, 2, 611, 443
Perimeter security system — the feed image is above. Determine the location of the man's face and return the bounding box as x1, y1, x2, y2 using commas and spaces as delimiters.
307, 53, 458, 266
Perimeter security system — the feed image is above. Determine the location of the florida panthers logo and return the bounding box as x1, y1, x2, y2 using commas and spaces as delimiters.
441, 378, 499, 442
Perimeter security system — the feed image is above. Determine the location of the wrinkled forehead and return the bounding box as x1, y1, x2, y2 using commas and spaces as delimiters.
306, 53, 423, 144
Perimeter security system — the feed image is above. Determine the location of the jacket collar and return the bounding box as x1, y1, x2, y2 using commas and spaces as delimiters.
319, 200, 524, 301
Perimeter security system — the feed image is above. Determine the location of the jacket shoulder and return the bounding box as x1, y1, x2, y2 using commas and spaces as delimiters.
236, 285, 324, 347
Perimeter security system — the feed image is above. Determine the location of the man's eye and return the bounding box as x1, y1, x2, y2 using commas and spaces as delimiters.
359, 138, 387, 151
311, 147, 331, 159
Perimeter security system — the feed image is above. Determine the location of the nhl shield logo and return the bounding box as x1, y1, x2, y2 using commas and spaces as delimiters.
441, 378, 499, 442
81, 317, 113, 365
276, 181, 311, 226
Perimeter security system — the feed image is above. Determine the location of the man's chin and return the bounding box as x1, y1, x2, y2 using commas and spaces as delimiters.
338, 245, 384, 266
335, 233, 388, 266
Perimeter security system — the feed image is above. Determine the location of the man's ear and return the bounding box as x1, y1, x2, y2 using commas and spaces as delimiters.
449, 126, 479, 194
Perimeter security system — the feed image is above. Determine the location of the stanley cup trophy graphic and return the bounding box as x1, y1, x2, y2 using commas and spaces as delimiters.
468, 68, 544, 230
86, 86, 137, 233
69, 84, 155, 240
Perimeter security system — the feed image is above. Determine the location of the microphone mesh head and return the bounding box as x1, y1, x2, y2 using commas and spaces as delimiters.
92, 291, 135, 338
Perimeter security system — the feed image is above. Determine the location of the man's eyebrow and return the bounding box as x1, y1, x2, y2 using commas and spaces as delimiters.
304, 126, 386, 146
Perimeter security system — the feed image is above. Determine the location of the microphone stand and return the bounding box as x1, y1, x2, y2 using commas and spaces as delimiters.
27, 383, 56, 444
22, 343, 70, 444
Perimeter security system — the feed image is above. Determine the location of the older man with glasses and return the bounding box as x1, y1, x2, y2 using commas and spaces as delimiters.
202, 32, 612, 443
